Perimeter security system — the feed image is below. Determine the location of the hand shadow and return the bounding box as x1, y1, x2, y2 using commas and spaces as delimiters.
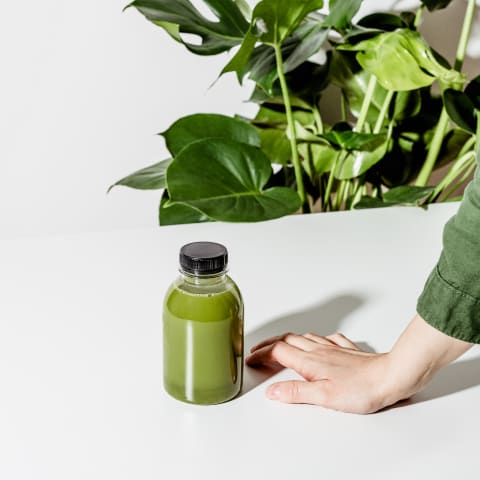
241, 293, 366, 395
412, 356, 480, 404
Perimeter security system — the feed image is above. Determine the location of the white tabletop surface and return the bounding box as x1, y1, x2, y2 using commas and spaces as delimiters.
1, 203, 479, 480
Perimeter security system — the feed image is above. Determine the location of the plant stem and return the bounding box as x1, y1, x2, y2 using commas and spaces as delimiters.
341, 94, 348, 123
430, 150, 476, 200
313, 107, 324, 134
416, 0, 476, 187
374, 90, 394, 134
324, 166, 336, 210
355, 75, 377, 133
458, 135, 476, 158
416, 108, 450, 186
476, 110, 480, 154
333, 181, 346, 210
274, 44, 310, 213
343, 180, 351, 209
414, 5, 424, 29
455, 0, 477, 71
442, 161, 477, 200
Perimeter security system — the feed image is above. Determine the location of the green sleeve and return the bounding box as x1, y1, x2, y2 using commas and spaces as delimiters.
416, 161, 480, 344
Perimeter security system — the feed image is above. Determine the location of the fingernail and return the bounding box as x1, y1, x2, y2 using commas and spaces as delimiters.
267, 385, 280, 400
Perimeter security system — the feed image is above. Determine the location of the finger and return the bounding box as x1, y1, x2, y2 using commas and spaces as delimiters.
246, 341, 312, 376
325, 333, 360, 350
283, 333, 321, 352
249, 333, 292, 353
303, 333, 338, 347
266, 380, 331, 406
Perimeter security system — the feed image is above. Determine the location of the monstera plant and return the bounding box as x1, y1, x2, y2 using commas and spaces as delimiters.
110, 0, 480, 225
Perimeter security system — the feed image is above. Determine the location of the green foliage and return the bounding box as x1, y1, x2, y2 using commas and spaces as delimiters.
126, 0, 249, 54
114, 0, 479, 225
421, 0, 454, 11
322, 0, 362, 30
340, 30, 463, 91
166, 139, 301, 221
162, 113, 260, 155
444, 76, 480, 133
159, 191, 210, 226
109, 159, 171, 191
355, 186, 435, 209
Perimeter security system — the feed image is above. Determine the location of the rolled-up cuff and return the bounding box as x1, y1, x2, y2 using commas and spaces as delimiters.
417, 262, 480, 344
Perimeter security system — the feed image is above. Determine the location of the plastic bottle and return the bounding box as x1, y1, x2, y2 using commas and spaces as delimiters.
163, 241, 244, 404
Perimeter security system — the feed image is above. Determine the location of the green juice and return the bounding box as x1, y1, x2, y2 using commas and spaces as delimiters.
163, 276, 244, 404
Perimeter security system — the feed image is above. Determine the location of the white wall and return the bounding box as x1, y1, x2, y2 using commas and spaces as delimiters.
1, 0, 478, 238
0, 0, 256, 238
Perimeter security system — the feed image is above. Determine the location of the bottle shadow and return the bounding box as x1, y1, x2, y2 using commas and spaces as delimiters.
241, 293, 366, 395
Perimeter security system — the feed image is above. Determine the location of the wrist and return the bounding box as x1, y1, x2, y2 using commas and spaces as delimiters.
379, 350, 434, 407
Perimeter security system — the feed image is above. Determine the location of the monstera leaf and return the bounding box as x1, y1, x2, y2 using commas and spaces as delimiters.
223, 0, 324, 89
109, 158, 171, 191
161, 113, 261, 155
126, 0, 249, 54
340, 29, 463, 91
166, 139, 301, 221
159, 191, 210, 226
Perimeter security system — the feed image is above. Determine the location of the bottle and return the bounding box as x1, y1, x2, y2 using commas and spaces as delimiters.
163, 241, 244, 404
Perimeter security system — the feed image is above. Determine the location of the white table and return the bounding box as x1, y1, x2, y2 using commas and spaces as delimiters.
1, 203, 479, 479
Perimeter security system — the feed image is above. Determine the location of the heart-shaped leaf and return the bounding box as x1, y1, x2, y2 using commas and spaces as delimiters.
323, 131, 385, 151
322, 0, 362, 30
420, 0, 454, 11
340, 29, 463, 91
108, 158, 172, 192
355, 185, 435, 209
126, 0, 249, 55
162, 113, 261, 156
167, 139, 301, 221
159, 190, 210, 226
444, 89, 476, 134
383, 185, 435, 203
257, 128, 292, 164
465, 75, 480, 110
354, 196, 388, 209
357, 13, 408, 31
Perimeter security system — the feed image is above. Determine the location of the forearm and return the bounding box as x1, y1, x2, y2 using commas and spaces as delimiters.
383, 313, 472, 403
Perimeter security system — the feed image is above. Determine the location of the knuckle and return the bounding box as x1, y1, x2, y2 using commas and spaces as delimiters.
271, 340, 285, 356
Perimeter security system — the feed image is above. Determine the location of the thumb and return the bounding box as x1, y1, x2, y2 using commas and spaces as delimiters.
266, 380, 329, 405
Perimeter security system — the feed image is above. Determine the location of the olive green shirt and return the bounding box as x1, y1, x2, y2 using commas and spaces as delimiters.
417, 156, 480, 344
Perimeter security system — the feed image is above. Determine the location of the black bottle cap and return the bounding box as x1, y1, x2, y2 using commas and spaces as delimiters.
179, 242, 228, 275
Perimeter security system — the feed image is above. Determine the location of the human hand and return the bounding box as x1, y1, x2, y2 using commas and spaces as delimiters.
246, 332, 393, 414
246, 314, 472, 414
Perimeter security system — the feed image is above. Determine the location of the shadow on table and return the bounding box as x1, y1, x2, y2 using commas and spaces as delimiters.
412, 356, 480, 404
241, 293, 366, 395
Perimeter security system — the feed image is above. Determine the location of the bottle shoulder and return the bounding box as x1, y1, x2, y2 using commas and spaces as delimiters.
165, 274, 242, 300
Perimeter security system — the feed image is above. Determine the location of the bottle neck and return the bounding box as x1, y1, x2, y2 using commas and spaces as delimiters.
179, 269, 227, 286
